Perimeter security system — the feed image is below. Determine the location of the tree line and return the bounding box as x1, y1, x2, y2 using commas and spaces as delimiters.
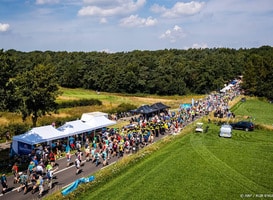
1, 46, 273, 126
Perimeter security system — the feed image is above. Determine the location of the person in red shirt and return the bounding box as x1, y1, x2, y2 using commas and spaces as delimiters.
12, 162, 19, 184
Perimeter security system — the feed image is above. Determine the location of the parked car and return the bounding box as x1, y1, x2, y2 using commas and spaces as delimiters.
219, 124, 232, 138
195, 122, 204, 133
230, 121, 254, 131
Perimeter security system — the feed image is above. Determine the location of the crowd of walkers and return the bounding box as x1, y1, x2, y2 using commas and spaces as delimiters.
69, 80, 241, 174
2, 151, 59, 197
1, 79, 241, 196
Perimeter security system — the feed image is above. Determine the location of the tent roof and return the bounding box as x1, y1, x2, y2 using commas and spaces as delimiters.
57, 120, 94, 137
133, 105, 157, 114
80, 112, 109, 122
151, 102, 170, 111
12, 125, 63, 145
82, 115, 116, 130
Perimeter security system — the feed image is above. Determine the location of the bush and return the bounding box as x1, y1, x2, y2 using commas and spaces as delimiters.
39, 116, 80, 127
57, 99, 102, 109
0, 123, 30, 138
107, 103, 137, 114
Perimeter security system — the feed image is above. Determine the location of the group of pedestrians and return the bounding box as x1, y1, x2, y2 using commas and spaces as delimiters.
70, 83, 241, 175
3, 151, 59, 197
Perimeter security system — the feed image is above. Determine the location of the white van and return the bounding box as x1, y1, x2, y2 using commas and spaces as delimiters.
219, 124, 232, 138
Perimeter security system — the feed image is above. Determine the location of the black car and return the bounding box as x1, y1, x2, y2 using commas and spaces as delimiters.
230, 121, 254, 131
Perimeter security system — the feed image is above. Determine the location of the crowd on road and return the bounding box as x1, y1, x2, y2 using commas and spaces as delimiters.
4, 157, 59, 197
1, 79, 242, 197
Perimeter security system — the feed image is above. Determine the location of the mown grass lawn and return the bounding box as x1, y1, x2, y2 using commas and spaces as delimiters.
70, 124, 273, 200
231, 98, 273, 126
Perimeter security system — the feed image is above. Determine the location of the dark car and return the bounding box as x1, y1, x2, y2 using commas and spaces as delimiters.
230, 121, 254, 131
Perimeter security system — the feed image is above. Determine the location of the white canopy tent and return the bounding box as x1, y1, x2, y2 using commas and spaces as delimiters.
11, 112, 117, 155
57, 120, 94, 137
220, 84, 234, 93
81, 112, 116, 129
12, 125, 64, 155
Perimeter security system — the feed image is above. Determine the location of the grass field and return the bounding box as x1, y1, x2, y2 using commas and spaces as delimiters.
231, 97, 273, 127
0, 87, 204, 128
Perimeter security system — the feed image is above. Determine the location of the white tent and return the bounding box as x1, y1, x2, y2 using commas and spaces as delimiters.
12, 125, 64, 155
220, 84, 234, 93
81, 112, 109, 121
81, 112, 116, 129
11, 112, 116, 155
57, 120, 94, 137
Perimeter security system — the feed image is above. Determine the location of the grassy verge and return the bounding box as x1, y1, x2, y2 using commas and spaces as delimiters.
231, 97, 273, 129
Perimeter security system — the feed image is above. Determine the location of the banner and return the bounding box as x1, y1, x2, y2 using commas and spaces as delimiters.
61, 175, 95, 196
18, 141, 33, 155
180, 104, 191, 109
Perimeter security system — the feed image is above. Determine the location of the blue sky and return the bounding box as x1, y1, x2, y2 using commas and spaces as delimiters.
0, 0, 273, 52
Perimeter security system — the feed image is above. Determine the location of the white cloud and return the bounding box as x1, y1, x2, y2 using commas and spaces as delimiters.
78, 0, 146, 17
160, 25, 186, 43
99, 48, 114, 53
120, 15, 157, 27
0, 23, 10, 32
191, 43, 208, 49
151, 1, 205, 18
36, 0, 59, 5
150, 4, 166, 13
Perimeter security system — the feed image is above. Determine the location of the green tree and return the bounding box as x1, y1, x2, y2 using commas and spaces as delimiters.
0, 49, 19, 111
13, 64, 61, 127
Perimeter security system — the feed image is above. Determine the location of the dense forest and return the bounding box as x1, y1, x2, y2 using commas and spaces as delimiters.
1, 46, 273, 113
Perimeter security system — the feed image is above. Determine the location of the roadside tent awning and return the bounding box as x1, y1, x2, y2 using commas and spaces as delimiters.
81, 112, 116, 130
11, 125, 64, 155
12, 125, 63, 145
81, 112, 109, 122
220, 84, 234, 93
132, 105, 157, 115
57, 120, 94, 137
151, 102, 170, 111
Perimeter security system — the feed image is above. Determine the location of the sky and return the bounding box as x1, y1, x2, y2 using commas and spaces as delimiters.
0, 0, 273, 52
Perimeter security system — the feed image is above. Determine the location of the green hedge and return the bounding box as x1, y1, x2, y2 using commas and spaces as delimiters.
0, 123, 30, 139
57, 99, 102, 109
107, 103, 137, 114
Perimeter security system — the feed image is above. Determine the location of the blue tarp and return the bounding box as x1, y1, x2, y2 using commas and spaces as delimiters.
61, 175, 95, 196
180, 103, 192, 109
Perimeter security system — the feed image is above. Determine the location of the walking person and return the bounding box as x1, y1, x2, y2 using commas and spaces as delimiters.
94, 150, 101, 167
11, 162, 19, 184
46, 169, 53, 190
85, 146, 91, 161
75, 158, 81, 175
46, 165, 58, 190
66, 150, 72, 167
1, 174, 8, 194
48, 150, 56, 167
5, 131, 10, 143
17, 171, 28, 194
37, 175, 44, 198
